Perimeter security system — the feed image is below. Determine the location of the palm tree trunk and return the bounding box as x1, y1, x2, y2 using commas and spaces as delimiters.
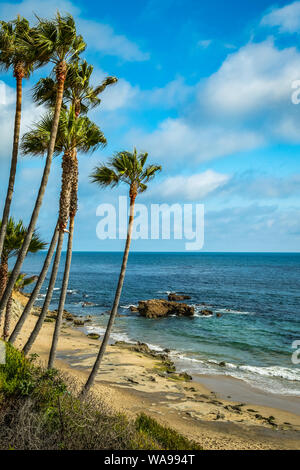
0, 69, 23, 263
0, 256, 8, 338
82, 196, 136, 395
22, 230, 64, 355
48, 150, 77, 368
3, 294, 12, 341
0, 256, 8, 301
0, 62, 67, 319
48, 215, 74, 369
9, 222, 59, 344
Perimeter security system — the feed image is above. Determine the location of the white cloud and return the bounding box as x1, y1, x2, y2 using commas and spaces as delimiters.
0, 81, 45, 161
197, 39, 212, 49
78, 19, 149, 62
91, 71, 193, 112
0, 0, 79, 20
261, 1, 300, 33
125, 37, 300, 165
127, 118, 264, 165
149, 170, 230, 201
201, 38, 300, 116
142, 77, 194, 108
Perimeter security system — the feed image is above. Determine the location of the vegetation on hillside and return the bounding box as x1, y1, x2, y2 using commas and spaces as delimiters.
0, 342, 201, 450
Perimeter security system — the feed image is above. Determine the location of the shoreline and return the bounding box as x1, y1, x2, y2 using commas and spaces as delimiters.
3, 292, 300, 450
85, 315, 300, 407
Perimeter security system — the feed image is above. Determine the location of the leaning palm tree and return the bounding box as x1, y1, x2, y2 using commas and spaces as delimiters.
82, 149, 161, 394
0, 218, 45, 340
33, 60, 118, 117
0, 12, 85, 318
0, 17, 38, 264
20, 109, 106, 356
10, 61, 116, 345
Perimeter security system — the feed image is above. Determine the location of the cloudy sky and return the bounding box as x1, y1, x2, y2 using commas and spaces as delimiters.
0, 0, 300, 252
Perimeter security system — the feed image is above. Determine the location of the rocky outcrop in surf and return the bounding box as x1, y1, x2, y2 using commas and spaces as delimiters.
137, 299, 194, 318
168, 293, 191, 301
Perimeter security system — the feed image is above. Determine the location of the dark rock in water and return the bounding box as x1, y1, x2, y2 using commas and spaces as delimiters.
201, 309, 213, 316
216, 313, 222, 318
175, 372, 192, 381
137, 299, 194, 318
219, 361, 226, 367
164, 348, 171, 353
130, 305, 139, 312
73, 319, 85, 326
87, 333, 100, 340
168, 293, 191, 301
48, 309, 74, 321
113, 340, 157, 358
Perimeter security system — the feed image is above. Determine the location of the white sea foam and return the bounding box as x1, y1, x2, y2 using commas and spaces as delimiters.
85, 325, 133, 344
120, 304, 138, 309
215, 308, 251, 315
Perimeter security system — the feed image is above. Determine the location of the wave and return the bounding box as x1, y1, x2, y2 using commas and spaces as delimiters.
170, 351, 300, 395
85, 325, 133, 344
120, 304, 138, 309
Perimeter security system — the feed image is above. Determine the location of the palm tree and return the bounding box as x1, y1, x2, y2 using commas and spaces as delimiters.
82, 149, 161, 394
0, 218, 46, 340
0, 17, 38, 264
0, 12, 85, 318
20, 109, 106, 356
33, 60, 118, 117
10, 61, 117, 345
14, 273, 38, 292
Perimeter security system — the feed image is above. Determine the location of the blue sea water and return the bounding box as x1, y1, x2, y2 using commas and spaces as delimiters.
21, 252, 300, 396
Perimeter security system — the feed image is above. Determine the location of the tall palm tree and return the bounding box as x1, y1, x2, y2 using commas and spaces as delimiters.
0, 218, 46, 340
10, 61, 117, 344
0, 17, 38, 264
82, 149, 161, 394
47, 64, 117, 369
0, 12, 85, 318
20, 109, 106, 356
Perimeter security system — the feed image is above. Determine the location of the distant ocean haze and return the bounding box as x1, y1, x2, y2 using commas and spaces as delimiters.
20, 251, 300, 396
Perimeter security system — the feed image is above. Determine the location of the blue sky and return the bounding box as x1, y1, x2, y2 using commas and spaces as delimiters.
0, 0, 300, 251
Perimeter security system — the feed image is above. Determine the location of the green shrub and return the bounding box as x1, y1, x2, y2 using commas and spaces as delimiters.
135, 413, 202, 450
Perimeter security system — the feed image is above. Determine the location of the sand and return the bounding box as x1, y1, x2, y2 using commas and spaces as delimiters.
2, 291, 300, 450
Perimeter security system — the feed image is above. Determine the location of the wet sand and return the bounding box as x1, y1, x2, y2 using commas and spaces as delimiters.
194, 374, 300, 415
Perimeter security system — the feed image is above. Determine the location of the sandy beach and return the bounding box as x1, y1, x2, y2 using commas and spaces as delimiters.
3, 291, 300, 450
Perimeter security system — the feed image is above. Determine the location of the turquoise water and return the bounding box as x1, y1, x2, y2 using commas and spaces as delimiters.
22, 252, 300, 396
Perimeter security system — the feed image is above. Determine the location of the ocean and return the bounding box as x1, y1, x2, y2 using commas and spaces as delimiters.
21, 251, 300, 397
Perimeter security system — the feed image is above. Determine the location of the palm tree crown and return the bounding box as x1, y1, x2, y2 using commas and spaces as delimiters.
90, 148, 161, 198
32, 13, 85, 68
0, 16, 37, 78
0, 218, 46, 259
32, 60, 118, 116
21, 107, 107, 156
